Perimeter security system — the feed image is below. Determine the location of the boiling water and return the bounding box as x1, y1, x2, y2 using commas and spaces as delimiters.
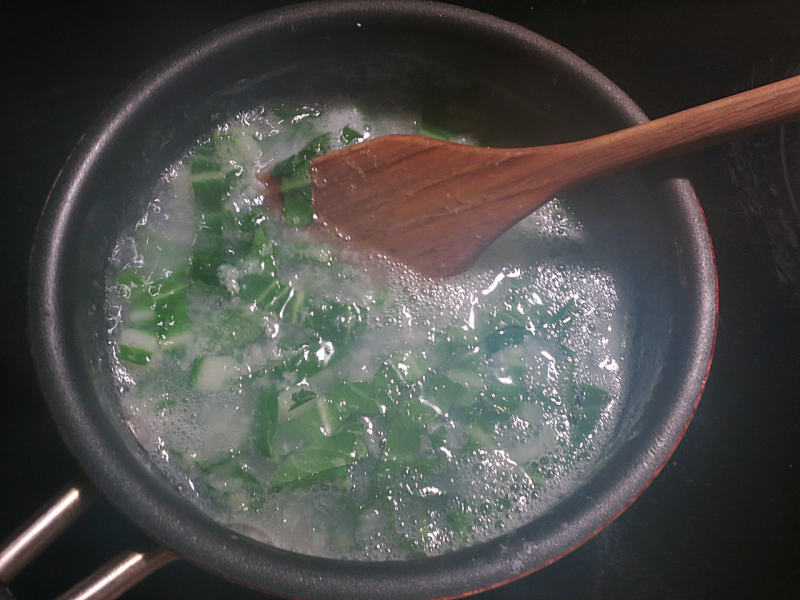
106, 104, 628, 560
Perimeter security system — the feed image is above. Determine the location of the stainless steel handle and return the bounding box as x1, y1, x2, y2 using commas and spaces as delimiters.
0, 486, 95, 585
0, 485, 178, 600
55, 549, 178, 600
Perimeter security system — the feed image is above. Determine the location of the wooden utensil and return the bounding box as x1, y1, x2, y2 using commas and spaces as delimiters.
310, 74, 800, 277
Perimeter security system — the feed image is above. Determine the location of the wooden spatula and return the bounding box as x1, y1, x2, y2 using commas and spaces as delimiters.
309, 75, 800, 278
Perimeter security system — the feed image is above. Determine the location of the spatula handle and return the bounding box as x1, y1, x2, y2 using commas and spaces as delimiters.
558, 74, 800, 181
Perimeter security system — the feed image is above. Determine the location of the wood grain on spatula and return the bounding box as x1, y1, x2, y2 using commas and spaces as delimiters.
311, 75, 800, 278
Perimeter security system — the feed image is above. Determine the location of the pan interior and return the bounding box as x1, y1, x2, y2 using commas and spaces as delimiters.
32, 4, 715, 598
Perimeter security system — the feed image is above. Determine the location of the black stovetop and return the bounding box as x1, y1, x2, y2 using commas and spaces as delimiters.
3, 1, 799, 598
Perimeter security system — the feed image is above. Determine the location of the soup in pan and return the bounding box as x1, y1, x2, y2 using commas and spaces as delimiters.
106, 103, 627, 560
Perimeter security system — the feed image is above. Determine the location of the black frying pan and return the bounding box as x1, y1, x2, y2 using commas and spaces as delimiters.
23, 2, 716, 598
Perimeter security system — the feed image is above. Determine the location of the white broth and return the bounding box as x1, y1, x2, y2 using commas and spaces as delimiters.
106, 104, 627, 559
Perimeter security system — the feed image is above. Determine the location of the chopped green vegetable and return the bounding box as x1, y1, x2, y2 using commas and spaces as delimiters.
238, 273, 278, 304
280, 164, 314, 227
271, 133, 330, 179
154, 289, 188, 340
270, 426, 367, 491
322, 381, 386, 431
117, 268, 144, 292
290, 389, 317, 411
190, 229, 231, 286
200, 309, 263, 354
274, 105, 321, 123
484, 325, 528, 356
229, 464, 266, 510
191, 170, 230, 212
422, 372, 469, 411
119, 344, 151, 365
382, 408, 425, 463
339, 126, 364, 145
253, 387, 280, 456
570, 384, 610, 440
270, 133, 330, 227
306, 300, 366, 343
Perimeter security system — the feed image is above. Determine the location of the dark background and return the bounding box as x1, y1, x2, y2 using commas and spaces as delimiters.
2, 1, 799, 598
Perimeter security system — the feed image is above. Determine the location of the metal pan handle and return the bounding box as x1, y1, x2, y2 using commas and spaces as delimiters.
0, 485, 177, 600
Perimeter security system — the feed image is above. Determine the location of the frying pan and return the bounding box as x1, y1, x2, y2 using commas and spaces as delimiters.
13, 1, 716, 598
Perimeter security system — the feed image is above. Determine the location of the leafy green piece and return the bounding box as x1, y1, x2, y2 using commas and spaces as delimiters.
269, 133, 330, 228
484, 325, 528, 356
147, 275, 188, 299
117, 268, 144, 291
570, 384, 610, 440
524, 462, 548, 487
442, 326, 481, 349
271, 133, 330, 179
191, 170, 230, 213
464, 421, 495, 452
229, 464, 266, 510
279, 164, 311, 194
233, 203, 266, 233
477, 378, 527, 420
189, 227, 246, 286
321, 382, 386, 432
188, 356, 204, 388
382, 409, 425, 463
274, 337, 333, 380
407, 397, 440, 425
238, 276, 293, 315
445, 349, 486, 391
284, 241, 335, 267
446, 509, 473, 534
290, 389, 317, 411
274, 105, 321, 123
389, 349, 429, 382
238, 273, 278, 304
189, 137, 240, 215
196, 456, 266, 510
481, 306, 529, 337
125, 271, 188, 313
419, 125, 452, 141
154, 290, 188, 340
421, 371, 470, 411
265, 283, 293, 314
270, 426, 367, 491
340, 126, 364, 145
253, 387, 280, 456
190, 155, 221, 174
276, 327, 316, 352
551, 298, 577, 328
249, 225, 276, 266
577, 384, 609, 410
274, 400, 327, 451
372, 360, 408, 402
281, 288, 310, 325
200, 309, 263, 354
280, 164, 314, 227
190, 251, 221, 287
306, 300, 366, 343
119, 344, 151, 365
154, 396, 177, 411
